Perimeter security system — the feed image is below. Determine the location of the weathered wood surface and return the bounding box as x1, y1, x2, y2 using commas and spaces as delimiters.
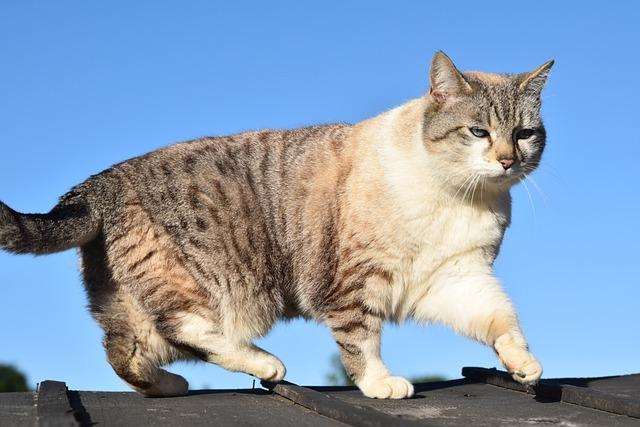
0, 391, 36, 427
35, 381, 78, 427
462, 367, 640, 419
2, 368, 640, 426
263, 380, 424, 427
324, 377, 640, 426
75, 388, 345, 427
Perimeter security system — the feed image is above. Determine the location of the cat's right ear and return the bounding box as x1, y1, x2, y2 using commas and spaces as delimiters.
429, 51, 472, 104
518, 59, 554, 94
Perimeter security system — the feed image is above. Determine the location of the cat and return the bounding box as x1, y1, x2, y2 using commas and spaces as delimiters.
0, 51, 553, 399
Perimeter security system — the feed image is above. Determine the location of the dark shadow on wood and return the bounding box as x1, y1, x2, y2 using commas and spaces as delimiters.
186, 387, 272, 396
413, 378, 473, 394
287, 378, 470, 398
67, 390, 95, 426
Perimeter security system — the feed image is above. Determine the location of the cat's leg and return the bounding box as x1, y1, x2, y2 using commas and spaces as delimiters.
413, 261, 542, 384
116, 261, 286, 382
101, 301, 189, 397
81, 240, 189, 397
92, 200, 286, 388
326, 302, 414, 399
91, 289, 189, 396
159, 312, 287, 382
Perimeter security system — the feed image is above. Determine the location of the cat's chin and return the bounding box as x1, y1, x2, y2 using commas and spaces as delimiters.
483, 172, 525, 190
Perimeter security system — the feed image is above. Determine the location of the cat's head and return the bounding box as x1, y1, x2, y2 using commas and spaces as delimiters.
423, 51, 553, 192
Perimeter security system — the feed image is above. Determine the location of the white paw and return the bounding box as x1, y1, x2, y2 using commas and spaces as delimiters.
251, 354, 287, 382
358, 376, 414, 399
498, 346, 543, 384
495, 334, 543, 385
509, 356, 543, 385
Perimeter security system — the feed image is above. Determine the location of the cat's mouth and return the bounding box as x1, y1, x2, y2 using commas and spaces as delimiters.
483, 166, 527, 186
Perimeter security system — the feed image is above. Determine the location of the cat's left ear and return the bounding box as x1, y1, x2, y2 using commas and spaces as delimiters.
518, 60, 554, 94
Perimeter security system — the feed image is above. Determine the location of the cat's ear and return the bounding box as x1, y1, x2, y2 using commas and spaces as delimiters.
429, 51, 472, 103
518, 60, 554, 94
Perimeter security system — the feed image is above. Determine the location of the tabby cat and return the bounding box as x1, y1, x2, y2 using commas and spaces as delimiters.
0, 52, 553, 399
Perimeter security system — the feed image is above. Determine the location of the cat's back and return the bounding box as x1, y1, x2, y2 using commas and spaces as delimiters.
88, 123, 353, 288
110, 123, 352, 187
89, 123, 352, 214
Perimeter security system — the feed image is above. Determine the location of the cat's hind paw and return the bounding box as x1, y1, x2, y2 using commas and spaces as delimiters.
251, 353, 287, 382
136, 370, 189, 397
358, 375, 414, 399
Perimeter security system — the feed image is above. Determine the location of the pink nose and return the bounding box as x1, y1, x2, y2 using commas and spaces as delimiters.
499, 158, 514, 170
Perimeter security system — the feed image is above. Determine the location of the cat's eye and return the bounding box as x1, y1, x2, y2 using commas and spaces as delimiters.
514, 128, 536, 140
469, 127, 490, 138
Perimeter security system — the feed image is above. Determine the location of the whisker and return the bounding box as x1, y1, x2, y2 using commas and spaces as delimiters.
470, 173, 481, 205
452, 173, 476, 201
537, 159, 562, 180
461, 173, 475, 204
520, 179, 537, 222
523, 161, 563, 184
463, 173, 480, 205
525, 175, 549, 207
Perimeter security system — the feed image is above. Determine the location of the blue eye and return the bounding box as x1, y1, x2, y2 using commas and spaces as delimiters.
470, 127, 489, 138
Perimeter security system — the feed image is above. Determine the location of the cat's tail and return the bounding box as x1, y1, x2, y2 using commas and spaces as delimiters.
0, 188, 100, 255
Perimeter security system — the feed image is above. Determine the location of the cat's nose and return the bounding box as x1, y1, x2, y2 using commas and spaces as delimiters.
499, 158, 514, 170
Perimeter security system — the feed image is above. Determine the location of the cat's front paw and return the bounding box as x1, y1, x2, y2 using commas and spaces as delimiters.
508, 356, 543, 385
358, 376, 414, 399
495, 336, 543, 385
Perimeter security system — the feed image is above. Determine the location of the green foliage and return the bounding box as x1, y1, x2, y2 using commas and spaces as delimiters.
325, 353, 355, 386
325, 353, 446, 386
0, 364, 30, 392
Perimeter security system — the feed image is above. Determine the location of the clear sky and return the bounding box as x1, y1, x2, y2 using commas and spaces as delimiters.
1, 1, 638, 392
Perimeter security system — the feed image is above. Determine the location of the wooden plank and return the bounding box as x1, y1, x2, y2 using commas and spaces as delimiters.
461, 367, 541, 394
461, 367, 640, 419
77, 389, 346, 427
262, 380, 426, 427
36, 381, 79, 427
561, 384, 640, 419
0, 391, 37, 427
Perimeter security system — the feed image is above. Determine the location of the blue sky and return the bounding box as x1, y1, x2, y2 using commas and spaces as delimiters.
1, 1, 638, 391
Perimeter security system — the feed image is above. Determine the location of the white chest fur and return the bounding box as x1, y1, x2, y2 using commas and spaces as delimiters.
410, 201, 508, 280
373, 105, 511, 320
382, 197, 509, 321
